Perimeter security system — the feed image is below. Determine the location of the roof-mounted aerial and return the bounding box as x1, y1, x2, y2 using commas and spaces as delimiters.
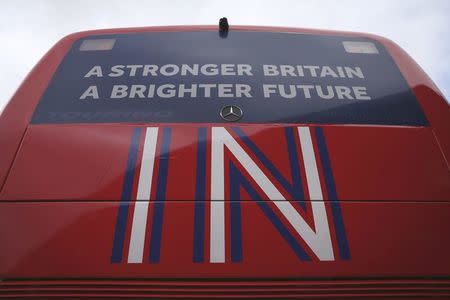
219, 17, 229, 38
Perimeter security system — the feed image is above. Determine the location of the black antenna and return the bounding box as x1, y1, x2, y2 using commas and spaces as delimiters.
219, 17, 229, 38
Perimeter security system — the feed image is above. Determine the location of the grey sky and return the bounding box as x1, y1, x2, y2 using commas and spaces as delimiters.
1, 0, 449, 113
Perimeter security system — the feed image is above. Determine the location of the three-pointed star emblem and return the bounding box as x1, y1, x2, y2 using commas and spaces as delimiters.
220, 105, 243, 122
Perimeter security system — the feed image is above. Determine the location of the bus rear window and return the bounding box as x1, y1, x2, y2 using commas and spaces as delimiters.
31, 31, 428, 126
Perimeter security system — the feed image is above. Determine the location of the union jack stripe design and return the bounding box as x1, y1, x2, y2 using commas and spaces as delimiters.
111, 126, 350, 264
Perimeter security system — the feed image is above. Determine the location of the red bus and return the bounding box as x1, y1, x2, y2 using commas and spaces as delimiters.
0, 24, 449, 298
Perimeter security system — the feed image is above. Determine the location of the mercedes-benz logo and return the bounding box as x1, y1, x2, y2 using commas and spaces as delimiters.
220, 105, 243, 122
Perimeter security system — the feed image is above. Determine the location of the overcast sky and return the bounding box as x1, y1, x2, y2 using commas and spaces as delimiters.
1, 0, 449, 113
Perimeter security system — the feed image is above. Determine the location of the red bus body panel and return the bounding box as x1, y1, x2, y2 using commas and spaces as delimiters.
0, 26, 449, 298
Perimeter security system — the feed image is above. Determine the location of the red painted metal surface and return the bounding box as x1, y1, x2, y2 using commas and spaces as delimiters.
1, 199, 450, 278
0, 25, 449, 298
0, 125, 449, 279
2, 278, 450, 298
0, 124, 449, 201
